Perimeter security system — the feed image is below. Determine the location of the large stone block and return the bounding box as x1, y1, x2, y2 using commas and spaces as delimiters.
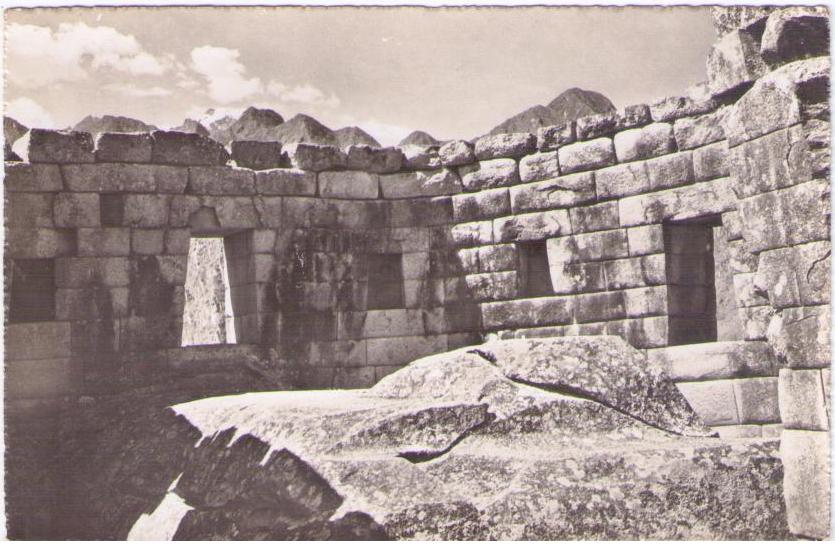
576, 111, 619, 140
649, 95, 717, 123
230, 140, 283, 170
366, 334, 447, 367
62, 163, 188, 193
672, 108, 728, 150
707, 29, 769, 98
645, 151, 694, 191
122, 194, 170, 227
308, 340, 367, 368
509, 172, 595, 212
573, 229, 629, 262
95, 132, 153, 163
626, 225, 664, 256
55, 286, 129, 320
537, 122, 576, 151
151, 130, 229, 166
318, 171, 379, 199
6, 228, 76, 258
760, 7, 830, 66
464, 271, 518, 302
284, 143, 346, 171
595, 162, 650, 199
780, 429, 830, 539
614, 315, 668, 349
478, 244, 517, 273
452, 187, 510, 222
619, 178, 736, 227
557, 137, 616, 174
55, 256, 130, 287
569, 202, 619, 233
345, 145, 404, 173
767, 304, 830, 368
549, 261, 606, 295
493, 210, 571, 242
189, 166, 256, 195
779, 369, 829, 431
481, 296, 574, 329
729, 125, 814, 199
604, 255, 662, 289
341, 309, 426, 339
388, 196, 451, 228
4, 163, 62, 192
132, 229, 166, 255
676, 380, 739, 425
574, 291, 626, 323
379, 168, 462, 198
647, 340, 778, 381
622, 285, 667, 318
5, 358, 75, 399
438, 139, 475, 167
6, 321, 72, 361
739, 305, 773, 341
401, 146, 442, 170
28, 129, 94, 163
733, 272, 770, 308
755, 242, 830, 308
54, 193, 100, 227
255, 168, 317, 196
733, 377, 780, 423
474, 132, 536, 160
459, 158, 519, 191
77, 228, 131, 257
693, 141, 730, 181
445, 221, 494, 247
518, 151, 559, 183
737, 179, 829, 252
618, 103, 652, 130
613, 123, 675, 163
6, 193, 54, 227
723, 57, 829, 146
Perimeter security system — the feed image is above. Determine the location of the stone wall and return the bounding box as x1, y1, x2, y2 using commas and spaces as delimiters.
3, 5, 830, 539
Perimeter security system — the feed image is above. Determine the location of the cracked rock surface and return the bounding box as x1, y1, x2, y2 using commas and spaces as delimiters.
58, 336, 790, 539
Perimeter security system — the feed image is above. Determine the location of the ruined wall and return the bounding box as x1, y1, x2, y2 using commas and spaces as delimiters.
2, 5, 830, 538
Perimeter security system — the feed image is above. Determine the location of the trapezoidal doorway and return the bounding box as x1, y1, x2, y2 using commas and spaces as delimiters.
181, 237, 237, 346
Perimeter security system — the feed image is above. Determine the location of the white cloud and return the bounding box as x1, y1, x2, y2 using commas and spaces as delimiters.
266, 81, 341, 108
102, 83, 173, 97
6, 22, 168, 88
6, 97, 55, 129
190, 46, 263, 104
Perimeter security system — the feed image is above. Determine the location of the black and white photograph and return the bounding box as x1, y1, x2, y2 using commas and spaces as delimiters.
2, 3, 831, 540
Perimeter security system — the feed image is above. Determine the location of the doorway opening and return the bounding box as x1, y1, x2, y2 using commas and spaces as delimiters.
181, 237, 237, 346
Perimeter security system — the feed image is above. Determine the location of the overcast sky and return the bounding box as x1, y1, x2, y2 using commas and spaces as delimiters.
5, 6, 716, 145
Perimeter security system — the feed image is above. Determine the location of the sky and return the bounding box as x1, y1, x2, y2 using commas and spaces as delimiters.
4, 6, 717, 145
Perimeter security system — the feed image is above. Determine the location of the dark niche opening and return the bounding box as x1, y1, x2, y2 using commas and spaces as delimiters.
517, 240, 553, 297
366, 254, 404, 310
8, 258, 56, 323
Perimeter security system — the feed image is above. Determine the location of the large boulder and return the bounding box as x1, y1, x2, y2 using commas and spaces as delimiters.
42, 336, 790, 540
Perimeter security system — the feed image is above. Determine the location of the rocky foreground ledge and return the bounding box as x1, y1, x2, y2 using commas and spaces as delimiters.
59, 336, 789, 539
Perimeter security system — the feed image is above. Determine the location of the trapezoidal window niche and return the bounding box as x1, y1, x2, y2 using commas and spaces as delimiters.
517, 240, 553, 297
366, 254, 404, 310
7, 258, 55, 323
663, 216, 741, 345
181, 237, 237, 346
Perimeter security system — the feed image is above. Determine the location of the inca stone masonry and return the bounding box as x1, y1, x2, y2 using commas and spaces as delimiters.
4, 6, 831, 539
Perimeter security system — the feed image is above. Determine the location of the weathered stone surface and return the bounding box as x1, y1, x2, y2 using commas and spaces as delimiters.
707, 29, 768, 98
464, 271, 517, 301
379, 168, 462, 199
536, 122, 576, 151
493, 210, 571, 242
444, 221, 493, 247
62, 163, 184, 193
151, 131, 229, 166
618, 104, 652, 130
230, 140, 283, 170
649, 96, 717, 123
557, 137, 615, 174
780, 429, 830, 539
54, 193, 100, 227
6, 193, 54, 227
6, 227, 76, 258
596, 162, 650, 199
318, 171, 379, 199
693, 141, 730, 181
28, 129, 95, 163
619, 178, 736, 227
188, 166, 255, 195
477, 244, 516, 273
55, 256, 130, 287
569, 202, 619, 233
676, 380, 739, 425
576, 112, 618, 140
509, 172, 595, 212
458, 158, 519, 191
122, 195, 170, 227
518, 151, 559, 183
723, 57, 829, 146
438, 140, 475, 167
645, 151, 694, 190
760, 7, 830, 66
481, 296, 573, 329
255, 168, 317, 196
401, 145, 442, 170
778, 369, 829, 431
345, 145, 404, 173
131, 229, 165, 255
452, 187, 510, 222
389, 196, 452, 228
733, 377, 779, 424
77, 228, 131, 257
474, 133, 536, 160
673, 109, 727, 150
737, 179, 829, 252
613, 123, 675, 163
626, 225, 664, 256
95, 132, 153, 163
767, 304, 830, 369
284, 143, 346, 171
622, 286, 667, 318
4, 163, 62, 192
754, 241, 830, 309
730, 125, 815, 199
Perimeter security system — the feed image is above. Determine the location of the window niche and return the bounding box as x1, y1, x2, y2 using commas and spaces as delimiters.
8, 258, 56, 323
517, 240, 553, 297
366, 254, 404, 310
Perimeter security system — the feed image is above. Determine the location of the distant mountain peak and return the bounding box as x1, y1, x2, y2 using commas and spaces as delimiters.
399, 130, 439, 147
488, 88, 616, 136
72, 114, 157, 137
334, 126, 381, 149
